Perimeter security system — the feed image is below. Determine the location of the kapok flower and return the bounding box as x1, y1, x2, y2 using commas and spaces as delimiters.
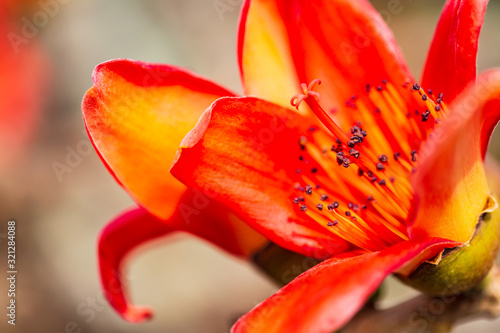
82, 0, 500, 331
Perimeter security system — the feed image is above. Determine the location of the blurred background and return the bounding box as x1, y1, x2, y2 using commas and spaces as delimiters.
1, 0, 500, 332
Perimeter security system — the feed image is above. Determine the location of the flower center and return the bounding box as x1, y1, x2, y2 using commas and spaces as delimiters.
289, 79, 449, 251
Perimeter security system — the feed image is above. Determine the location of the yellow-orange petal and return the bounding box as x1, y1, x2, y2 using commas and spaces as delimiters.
238, 0, 301, 112
410, 69, 500, 243
82, 59, 235, 219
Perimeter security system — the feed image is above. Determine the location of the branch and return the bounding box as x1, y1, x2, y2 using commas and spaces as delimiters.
341, 265, 500, 333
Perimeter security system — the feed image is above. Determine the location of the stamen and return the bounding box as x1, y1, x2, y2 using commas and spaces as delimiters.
305, 185, 313, 195
290, 78, 449, 251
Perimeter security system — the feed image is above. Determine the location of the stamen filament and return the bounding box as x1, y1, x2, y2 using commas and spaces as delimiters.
290, 78, 449, 251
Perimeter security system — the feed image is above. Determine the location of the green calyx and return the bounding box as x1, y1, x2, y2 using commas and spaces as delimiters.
399, 195, 500, 296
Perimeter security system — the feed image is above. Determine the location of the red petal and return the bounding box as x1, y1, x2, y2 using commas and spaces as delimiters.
410, 69, 500, 243
231, 238, 457, 333
82, 59, 235, 219
171, 97, 352, 258
280, 0, 413, 127
98, 208, 163, 322
421, 0, 488, 102
99, 201, 266, 322
238, 0, 302, 111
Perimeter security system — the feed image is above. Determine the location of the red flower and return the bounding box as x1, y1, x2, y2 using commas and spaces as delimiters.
0, 2, 47, 170
82, 0, 500, 331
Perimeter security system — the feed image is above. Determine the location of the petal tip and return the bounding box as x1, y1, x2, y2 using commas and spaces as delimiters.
121, 305, 154, 323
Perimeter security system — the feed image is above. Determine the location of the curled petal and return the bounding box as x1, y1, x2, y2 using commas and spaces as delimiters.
421, 0, 489, 102
99, 199, 266, 322
98, 207, 163, 322
410, 69, 500, 243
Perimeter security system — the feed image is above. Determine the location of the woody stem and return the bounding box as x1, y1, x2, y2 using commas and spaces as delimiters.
340, 265, 500, 333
